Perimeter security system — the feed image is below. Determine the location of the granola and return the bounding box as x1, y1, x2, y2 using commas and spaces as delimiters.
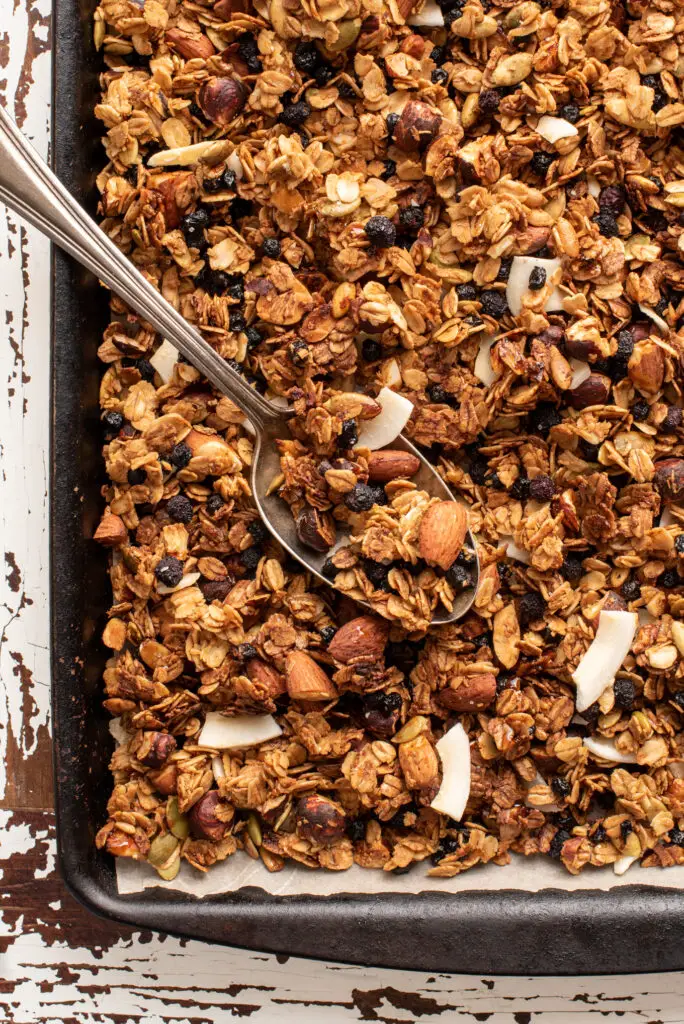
93, 0, 684, 882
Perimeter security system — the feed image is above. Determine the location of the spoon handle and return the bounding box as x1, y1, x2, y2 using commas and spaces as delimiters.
0, 106, 282, 432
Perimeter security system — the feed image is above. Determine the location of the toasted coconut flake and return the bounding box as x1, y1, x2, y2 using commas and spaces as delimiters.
197, 712, 282, 750
506, 256, 563, 317
613, 854, 637, 875
569, 359, 591, 389
474, 335, 498, 386
572, 610, 638, 712
356, 386, 413, 450
536, 115, 579, 143
584, 735, 638, 764
158, 572, 201, 595
149, 339, 179, 383
638, 303, 669, 333
430, 722, 471, 821
408, 0, 444, 26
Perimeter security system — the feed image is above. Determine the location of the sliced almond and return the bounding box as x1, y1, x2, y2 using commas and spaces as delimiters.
536, 115, 578, 143
327, 615, 389, 664
367, 449, 421, 482
418, 501, 468, 571
285, 651, 338, 701
150, 339, 179, 384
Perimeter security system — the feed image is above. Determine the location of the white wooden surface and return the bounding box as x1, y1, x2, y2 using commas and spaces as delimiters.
2, 2, 684, 1019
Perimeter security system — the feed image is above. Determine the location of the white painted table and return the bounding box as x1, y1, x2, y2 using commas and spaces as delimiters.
2, 3, 684, 1019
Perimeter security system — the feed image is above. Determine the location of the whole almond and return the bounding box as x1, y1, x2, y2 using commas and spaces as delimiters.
628, 339, 664, 394
398, 734, 440, 793
94, 512, 128, 546
327, 615, 389, 664
285, 651, 338, 701
437, 673, 497, 712
367, 449, 421, 482
418, 501, 468, 571
246, 658, 286, 698
198, 77, 248, 126
165, 28, 216, 60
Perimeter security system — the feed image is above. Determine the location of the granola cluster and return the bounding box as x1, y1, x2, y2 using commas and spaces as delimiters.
93, 0, 684, 881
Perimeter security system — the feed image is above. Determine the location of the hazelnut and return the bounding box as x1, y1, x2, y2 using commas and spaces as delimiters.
563, 336, 600, 360
568, 372, 611, 409
198, 77, 248, 126
148, 764, 178, 796
654, 458, 684, 504
295, 508, 335, 553
295, 794, 346, 846
628, 340, 664, 394
188, 791, 233, 841
394, 101, 441, 152
401, 33, 425, 58
138, 731, 177, 768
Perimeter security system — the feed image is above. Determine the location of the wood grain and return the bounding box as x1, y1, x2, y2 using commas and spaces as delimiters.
2, 0, 684, 1019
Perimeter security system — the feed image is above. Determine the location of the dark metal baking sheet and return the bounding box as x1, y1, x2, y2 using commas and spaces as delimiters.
50, 0, 684, 974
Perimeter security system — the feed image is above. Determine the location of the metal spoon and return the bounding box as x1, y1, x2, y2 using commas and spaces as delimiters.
0, 107, 478, 624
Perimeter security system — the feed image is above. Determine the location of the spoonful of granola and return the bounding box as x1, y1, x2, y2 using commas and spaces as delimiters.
0, 106, 478, 628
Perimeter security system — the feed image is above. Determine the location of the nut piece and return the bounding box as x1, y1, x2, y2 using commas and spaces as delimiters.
367, 449, 421, 482
137, 731, 177, 768
295, 794, 346, 846
152, 170, 196, 229
188, 790, 232, 841
198, 77, 248, 126
246, 657, 286, 698
418, 500, 468, 571
165, 27, 216, 60
296, 507, 335, 553
628, 340, 664, 394
327, 615, 389, 664
398, 734, 440, 793
394, 101, 441, 151
654, 458, 684, 503
568, 372, 611, 409
437, 673, 497, 712
94, 512, 128, 546
285, 651, 338, 701
148, 764, 178, 795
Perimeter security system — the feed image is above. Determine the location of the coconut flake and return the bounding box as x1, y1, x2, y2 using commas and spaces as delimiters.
149, 339, 179, 384
506, 256, 564, 317
157, 571, 201, 595
356, 386, 413, 450
524, 772, 562, 812
148, 140, 227, 168
408, 0, 445, 25
197, 712, 282, 750
572, 610, 638, 713
430, 722, 471, 822
225, 151, 244, 181
613, 854, 637, 876
211, 754, 226, 780
660, 506, 675, 528
382, 357, 403, 389
536, 115, 579, 144
501, 535, 530, 564
638, 302, 669, 334
569, 359, 592, 389
474, 335, 498, 386
109, 717, 131, 746
587, 176, 601, 198
583, 735, 638, 764
638, 607, 657, 626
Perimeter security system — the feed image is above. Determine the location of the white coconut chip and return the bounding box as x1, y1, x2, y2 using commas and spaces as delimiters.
211, 754, 226, 780
149, 339, 179, 384
583, 735, 638, 764
587, 176, 601, 198
613, 854, 637, 876
638, 302, 669, 334
536, 115, 579, 144
408, 0, 445, 25
157, 571, 201, 595
474, 335, 498, 386
356, 386, 413, 450
569, 359, 592, 389
197, 712, 282, 750
572, 610, 638, 712
225, 151, 244, 181
524, 772, 562, 813
381, 357, 403, 389
638, 607, 657, 626
506, 256, 564, 317
430, 722, 471, 821
501, 535, 530, 564
109, 717, 131, 746
660, 506, 675, 528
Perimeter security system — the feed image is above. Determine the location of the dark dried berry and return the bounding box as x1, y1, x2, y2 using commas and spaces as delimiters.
321, 558, 337, 580
518, 591, 546, 626
478, 89, 500, 114
446, 564, 471, 590
530, 151, 555, 176
337, 418, 358, 449
387, 640, 420, 671
599, 185, 625, 217
560, 103, 580, 123
480, 289, 508, 320
549, 828, 571, 859
431, 835, 461, 864
364, 691, 402, 716
127, 468, 146, 486
338, 80, 357, 99
670, 827, 684, 847
497, 256, 513, 282
226, 358, 243, 375
430, 44, 447, 64
661, 569, 680, 589
369, 484, 388, 507
206, 494, 225, 516
229, 310, 247, 333
204, 168, 237, 194
236, 642, 258, 662
230, 197, 253, 221
592, 823, 607, 844
473, 632, 492, 650
200, 577, 234, 602
528, 266, 546, 291
319, 625, 336, 645
593, 212, 619, 238
315, 64, 333, 87
399, 205, 425, 231
181, 208, 209, 247
248, 519, 269, 544
675, 533, 684, 555
529, 474, 554, 502
103, 411, 124, 434
431, 68, 449, 86
552, 777, 571, 798
621, 576, 641, 601
615, 329, 634, 359
226, 274, 245, 300
364, 215, 396, 248
579, 440, 600, 461
613, 677, 635, 710
620, 820, 633, 841
631, 398, 650, 421
245, 326, 262, 349
427, 382, 449, 404
169, 441, 192, 469
530, 403, 562, 435
386, 112, 400, 137
655, 296, 669, 316
510, 476, 530, 501
456, 283, 477, 301
345, 484, 377, 513
362, 338, 382, 362
347, 818, 366, 842
364, 560, 390, 587
155, 556, 184, 588
381, 159, 396, 181
262, 237, 281, 258
561, 556, 583, 583
167, 494, 194, 523
240, 547, 262, 572
293, 40, 320, 74
470, 458, 488, 485
662, 407, 682, 433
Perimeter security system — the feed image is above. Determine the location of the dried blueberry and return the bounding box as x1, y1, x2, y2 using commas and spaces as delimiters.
456, 283, 478, 301
592, 823, 607, 844
236, 642, 258, 662
631, 398, 650, 421
319, 625, 337, 645
155, 556, 184, 588
670, 827, 684, 847
321, 558, 337, 580
386, 112, 400, 138
511, 476, 530, 501
337, 418, 358, 449
620, 820, 633, 841
661, 569, 680, 589
446, 564, 471, 590
181, 208, 209, 247
430, 44, 447, 64
338, 80, 357, 100
204, 168, 237, 194
399, 206, 425, 232
518, 591, 546, 626
314, 64, 333, 87
497, 256, 513, 282
549, 828, 571, 859
345, 484, 377, 513
470, 458, 488, 485
381, 159, 396, 181
613, 677, 635, 710
616, 329, 634, 359
529, 474, 554, 502
230, 197, 253, 221
560, 103, 580, 123
552, 776, 571, 798
245, 326, 262, 349
662, 407, 682, 433
528, 266, 546, 291
364, 216, 396, 248
478, 89, 500, 114
427, 383, 449, 404
347, 819, 367, 842
599, 185, 625, 217
480, 289, 508, 320
262, 237, 281, 258
431, 835, 460, 864
431, 68, 449, 86
364, 560, 390, 588
561, 556, 583, 583
229, 310, 247, 333
293, 41, 320, 74
167, 494, 194, 523
362, 338, 382, 362
240, 547, 262, 572
593, 212, 619, 238
103, 411, 124, 434
206, 494, 225, 516
530, 403, 562, 435
288, 338, 309, 366
621, 576, 641, 601
248, 519, 269, 544
675, 533, 684, 555
530, 151, 555, 176
127, 468, 146, 486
